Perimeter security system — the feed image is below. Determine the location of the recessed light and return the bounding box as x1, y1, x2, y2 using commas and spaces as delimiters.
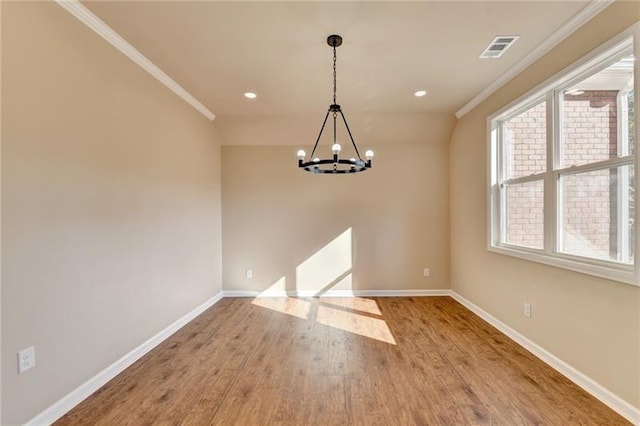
244, 92, 257, 99
414, 90, 427, 97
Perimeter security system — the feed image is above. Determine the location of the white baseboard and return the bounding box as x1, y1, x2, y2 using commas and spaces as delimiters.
223, 289, 450, 298
25, 291, 225, 426
449, 291, 640, 425
223, 290, 278, 298
25, 289, 638, 425
352, 289, 450, 297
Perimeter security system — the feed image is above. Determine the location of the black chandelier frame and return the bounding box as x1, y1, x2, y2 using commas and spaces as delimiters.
298, 35, 373, 174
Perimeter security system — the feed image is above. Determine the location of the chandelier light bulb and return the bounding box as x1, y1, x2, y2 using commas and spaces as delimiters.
365, 149, 374, 160
313, 157, 320, 162
297, 149, 306, 159
331, 143, 341, 154
350, 158, 356, 162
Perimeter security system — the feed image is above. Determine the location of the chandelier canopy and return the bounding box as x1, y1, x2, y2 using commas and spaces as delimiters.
297, 35, 373, 174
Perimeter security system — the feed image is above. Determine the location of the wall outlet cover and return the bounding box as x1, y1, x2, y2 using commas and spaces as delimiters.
18, 346, 36, 374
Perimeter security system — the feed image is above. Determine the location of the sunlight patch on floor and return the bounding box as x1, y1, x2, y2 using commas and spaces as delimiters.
318, 296, 382, 316
252, 277, 311, 319
251, 228, 396, 344
252, 297, 311, 320
316, 304, 397, 345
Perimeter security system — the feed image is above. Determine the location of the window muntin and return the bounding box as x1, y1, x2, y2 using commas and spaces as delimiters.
489, 34, 637, 285
622, 88, 635, 155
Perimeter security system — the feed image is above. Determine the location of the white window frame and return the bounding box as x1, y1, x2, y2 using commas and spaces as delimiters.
487, 24, 640, 286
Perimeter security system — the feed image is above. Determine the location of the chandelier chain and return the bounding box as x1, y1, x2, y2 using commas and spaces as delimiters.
333, 45, 337, 105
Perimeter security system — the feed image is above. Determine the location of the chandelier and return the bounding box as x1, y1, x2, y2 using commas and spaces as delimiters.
297, 35, 374, 174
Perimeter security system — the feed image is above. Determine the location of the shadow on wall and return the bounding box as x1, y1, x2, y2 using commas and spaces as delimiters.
250, 227, 397, 345
257, 227, 354, 297
222, 143, 450, 294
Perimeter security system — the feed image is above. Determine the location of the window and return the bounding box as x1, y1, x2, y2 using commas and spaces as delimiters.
488, 30, 638, 285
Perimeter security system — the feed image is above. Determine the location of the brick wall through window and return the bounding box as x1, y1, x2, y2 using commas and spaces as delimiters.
505, 91, 619, 257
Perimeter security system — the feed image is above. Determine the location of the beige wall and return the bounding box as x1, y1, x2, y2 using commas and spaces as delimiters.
1, 3, 222, 424
449, 1, 640, 409
220, 114, 454, 294
216, 113, 454, 147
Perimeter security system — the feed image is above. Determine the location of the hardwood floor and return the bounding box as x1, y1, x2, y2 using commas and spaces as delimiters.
57, 297, 629, 425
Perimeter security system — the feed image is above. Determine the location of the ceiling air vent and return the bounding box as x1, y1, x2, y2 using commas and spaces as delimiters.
479, 35, 520, 59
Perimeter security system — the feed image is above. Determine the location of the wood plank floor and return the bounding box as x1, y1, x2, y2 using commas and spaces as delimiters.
57, 297, 629, 425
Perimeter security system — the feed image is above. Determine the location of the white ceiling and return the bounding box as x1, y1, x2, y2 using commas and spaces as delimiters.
83, 1, 590, 118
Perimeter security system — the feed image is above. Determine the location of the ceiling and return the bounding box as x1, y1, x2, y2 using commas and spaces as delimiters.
83, 1, 590, 118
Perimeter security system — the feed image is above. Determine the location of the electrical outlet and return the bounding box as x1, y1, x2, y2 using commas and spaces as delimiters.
524, 303, 532, 318
18, 346, 36, 374
423, 268, 430, 277
246, 269, 253, 279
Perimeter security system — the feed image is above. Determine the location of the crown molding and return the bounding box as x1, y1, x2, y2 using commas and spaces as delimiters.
455, 0, 614, 119
55, 0, 215, 121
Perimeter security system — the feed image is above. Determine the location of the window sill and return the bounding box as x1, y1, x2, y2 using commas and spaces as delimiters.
488, 244, 638, 286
